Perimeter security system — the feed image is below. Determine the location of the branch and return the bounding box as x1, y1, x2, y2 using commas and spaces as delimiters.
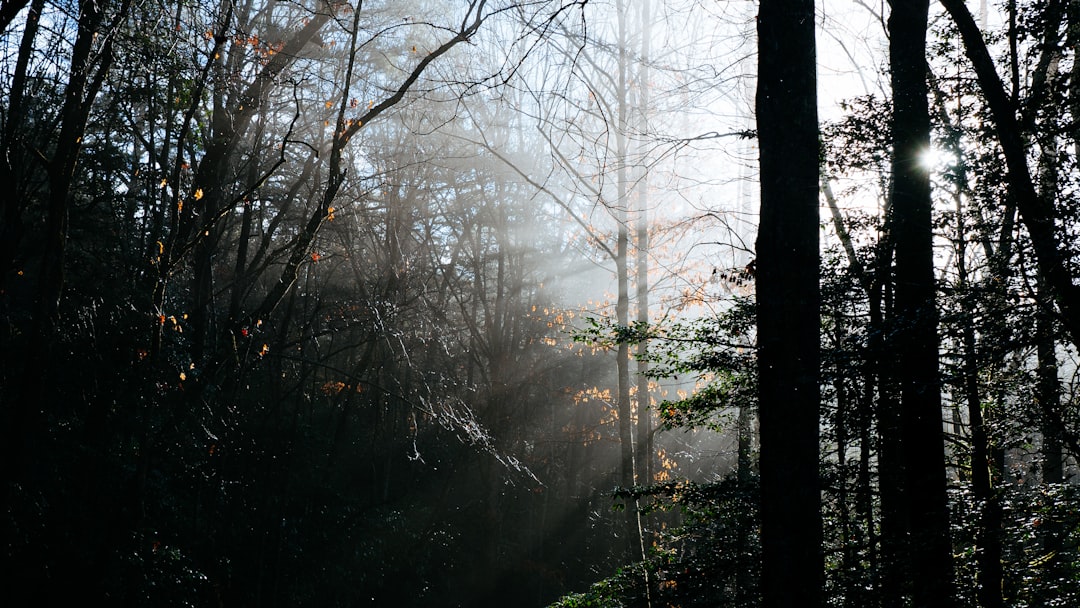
939, 0, 1080, 345
338, 0, 489, 146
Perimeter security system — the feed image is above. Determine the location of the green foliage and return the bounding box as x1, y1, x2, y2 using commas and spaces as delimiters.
949, 482, 1080, 607
574, 297, 756, 432
551, 476, 762, 608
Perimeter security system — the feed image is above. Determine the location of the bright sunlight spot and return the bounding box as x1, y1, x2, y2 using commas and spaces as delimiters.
919, 146, 957, 171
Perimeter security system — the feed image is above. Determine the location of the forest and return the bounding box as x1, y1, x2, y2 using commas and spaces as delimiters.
1, 0, 1080, 606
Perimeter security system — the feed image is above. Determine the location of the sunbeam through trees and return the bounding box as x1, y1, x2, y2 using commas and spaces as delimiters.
4, 1, 1080, 606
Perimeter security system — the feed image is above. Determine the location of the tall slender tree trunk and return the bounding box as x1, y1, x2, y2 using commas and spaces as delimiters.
956, 218, 1004, 608
734, 400, 754, 604
39, 0, 127, 325
0, 0, 44, 291
633, 0, 654, 568
1036, 286, 1064, 581
832, 316, 855, 606
875, 322, 910, 608
0, 0, 46, 482
634, 0, 652, 503
755, 1, 822, 605
889, 2, 956, 606
1071, 0, 1080, 157
612, 0, 639, 563
1038, 309, 1063, 485
825, 173, 899, 608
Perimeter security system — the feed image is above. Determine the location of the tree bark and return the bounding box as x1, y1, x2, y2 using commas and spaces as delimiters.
889, 2, 956, 606
614, 0, 637, 560
755, 1, 822, 605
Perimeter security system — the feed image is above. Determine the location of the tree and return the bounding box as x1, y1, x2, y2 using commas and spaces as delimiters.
1, 1, 611, 604
888, 2, 957, 606
939, 0, 1080, 349
755, 1, 822, 606
0, 0, 29, 34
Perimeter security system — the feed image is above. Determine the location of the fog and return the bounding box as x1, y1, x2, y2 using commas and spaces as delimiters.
8, 0, 1078, 606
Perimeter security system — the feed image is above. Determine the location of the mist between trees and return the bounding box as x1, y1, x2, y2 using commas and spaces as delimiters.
1, 1, 1079, 607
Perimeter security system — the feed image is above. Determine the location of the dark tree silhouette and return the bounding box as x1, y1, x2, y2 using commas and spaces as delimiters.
755, 1, 822, 606
889, 1, 957, 606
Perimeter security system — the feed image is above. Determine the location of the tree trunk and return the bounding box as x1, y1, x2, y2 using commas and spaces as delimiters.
832, 315, 858, 608
0, 0, 44, 291
1038, 307, 1063, 485
889, 2, 956, 606
634, 0, 653, 512
39, 0, 128, 324
1036, 286, 1064, 581
755, 1, 822, 605
1071, 0, 1080, 157
612, 0, 639, 563
960, 263, 1004, 608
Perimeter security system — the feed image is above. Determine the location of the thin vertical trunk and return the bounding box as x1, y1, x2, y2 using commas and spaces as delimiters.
229, 154, 261, 326
735, 399, 753, 606
188, 36, 237, 364
0, 0, 46, 481
634, 0, 653, 558
856, 378, 877, 592
0, 0, 44, 289
149, 9, 231, 362
965, 324, 1004, 608
889, 2, 956, 606
832, 316, 858, 607
1071, 0, 1080, 157
39, 0, 127, 324
1039, 312, 1063, 485
1037, 296, 1064, 583
824, 177, 886, 604
1032, 24, 1066, 572
956, 203, 1004, 608
756, 1, 822, 606
875, 324, 909, 608
613, 0, 637, 561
